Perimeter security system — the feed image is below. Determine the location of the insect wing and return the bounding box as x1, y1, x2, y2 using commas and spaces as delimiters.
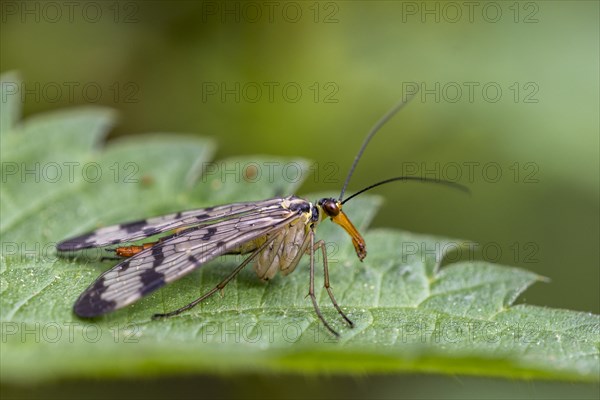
57, 198, 286, 252
73, 206, 301, 317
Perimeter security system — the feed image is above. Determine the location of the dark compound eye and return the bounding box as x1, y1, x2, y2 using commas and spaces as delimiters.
320, 198, 340, 217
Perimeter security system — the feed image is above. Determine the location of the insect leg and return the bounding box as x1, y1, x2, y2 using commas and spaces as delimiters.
314, 239, 354, 328
308, 231, 340, 337
152, 236, 275, 319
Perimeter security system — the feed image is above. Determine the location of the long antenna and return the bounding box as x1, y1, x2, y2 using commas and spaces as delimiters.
341, 176, 470, 205
338, 92, 418, 201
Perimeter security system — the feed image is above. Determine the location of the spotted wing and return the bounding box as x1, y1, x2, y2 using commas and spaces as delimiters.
73, 205, 303, 317
57, 198, 286, 252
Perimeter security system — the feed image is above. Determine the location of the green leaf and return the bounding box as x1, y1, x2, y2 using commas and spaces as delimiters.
0, 70, 22, 135
1, 73, 598, 384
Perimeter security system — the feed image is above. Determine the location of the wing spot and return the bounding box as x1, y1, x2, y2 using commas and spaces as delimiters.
142, 228, 159, 236
120, 220, 148, 233
151, 245, 166, 268
201, 227, 217, 241
73, 278, 117, 317
118, 260, 132, 272
139, 269, 166, 296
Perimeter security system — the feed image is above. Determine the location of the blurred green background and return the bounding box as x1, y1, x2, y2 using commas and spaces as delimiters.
1, 0, 598, 398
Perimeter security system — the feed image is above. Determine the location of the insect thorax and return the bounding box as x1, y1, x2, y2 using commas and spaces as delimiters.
252, 196, 318, 281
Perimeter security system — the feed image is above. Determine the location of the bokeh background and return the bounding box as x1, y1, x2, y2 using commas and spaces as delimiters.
1, 1, 598, 399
